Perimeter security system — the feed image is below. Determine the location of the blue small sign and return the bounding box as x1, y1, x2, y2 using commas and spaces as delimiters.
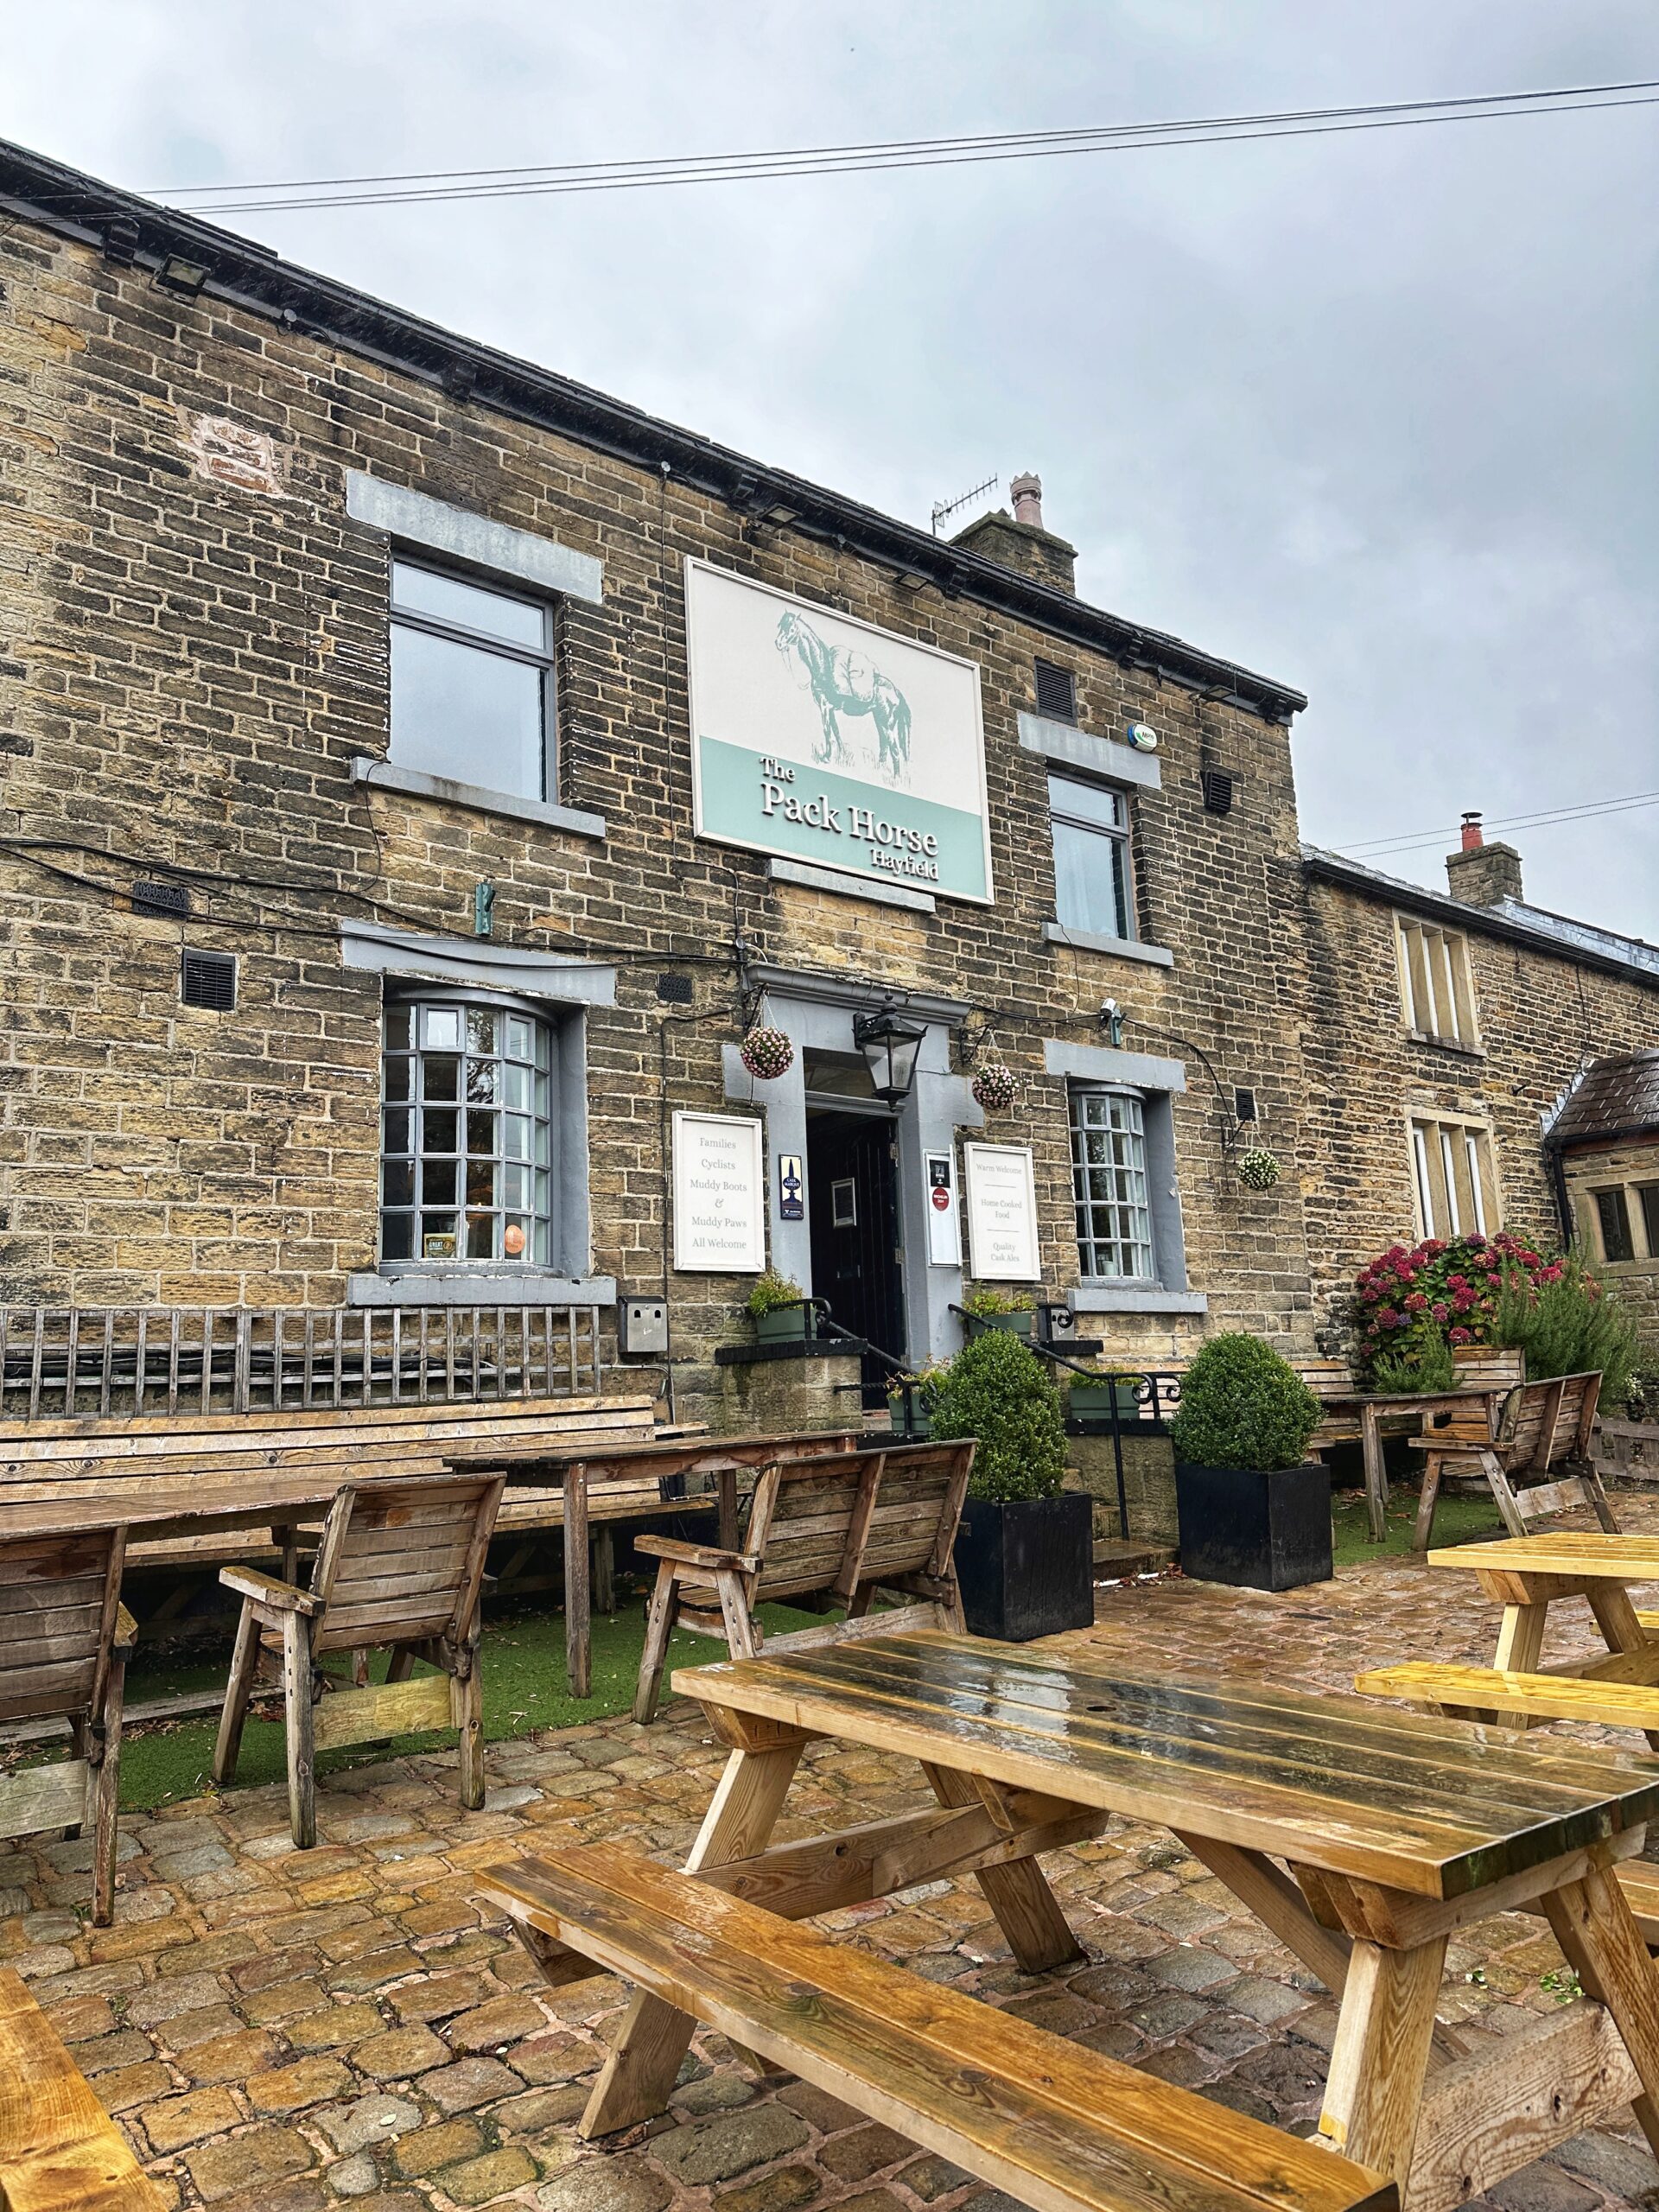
778, 1153, 804, 1222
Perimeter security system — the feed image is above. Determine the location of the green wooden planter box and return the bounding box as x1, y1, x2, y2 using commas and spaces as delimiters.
964, 1310, 1034, 1341
753, 1305, 815, 1344
1068, 1379, 1142, 1422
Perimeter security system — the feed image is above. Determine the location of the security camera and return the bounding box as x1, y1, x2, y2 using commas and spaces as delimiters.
1100, 999, 1122, 1027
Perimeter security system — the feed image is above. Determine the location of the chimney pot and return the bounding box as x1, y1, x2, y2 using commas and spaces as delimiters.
1460, 811, 1484, 852
1010, 472, 1044, 530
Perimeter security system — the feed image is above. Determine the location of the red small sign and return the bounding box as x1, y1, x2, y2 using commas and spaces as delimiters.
931, 1186, 950, 1211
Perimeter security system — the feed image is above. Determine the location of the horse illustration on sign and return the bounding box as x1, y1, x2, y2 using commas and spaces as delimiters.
774, 610, 912, 781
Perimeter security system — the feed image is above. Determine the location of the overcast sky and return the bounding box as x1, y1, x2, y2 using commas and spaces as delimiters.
6, 3, 1656, 936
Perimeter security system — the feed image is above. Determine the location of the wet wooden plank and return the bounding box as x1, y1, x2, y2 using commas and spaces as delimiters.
673, 1636, 1659, 1898
0, 1965, 168, 2209
1428, 1534, 1659, 1579
480, 1846, 1393, 2212
1357, 1662, 1659, 1730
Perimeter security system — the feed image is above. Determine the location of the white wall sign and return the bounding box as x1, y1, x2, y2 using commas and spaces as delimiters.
963, 1142, 1040, 1283
672, 1111, 765, 1274
685, 558, 993, 903
925, 1148, 962, 1268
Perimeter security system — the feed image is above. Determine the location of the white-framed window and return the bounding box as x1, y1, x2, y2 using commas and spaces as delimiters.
380, 995, 554, 1265
1395, 915, 1479, 1046
1070, 1088, 1155, 1281
390, 560, 556, 803
1050, 774, 1135, 942
1408, 1113, 1498, 1240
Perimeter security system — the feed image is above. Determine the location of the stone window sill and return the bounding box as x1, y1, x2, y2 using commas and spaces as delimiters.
1044, 922, 1174, 969
351, 756, 606, 840
1069, 1285, 1208, 1316
1404, 1028, 1485, 1058
346, 1269, 617, 1308
1018, 712, 1162, 791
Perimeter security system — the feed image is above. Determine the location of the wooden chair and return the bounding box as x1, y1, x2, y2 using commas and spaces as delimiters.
1413, 1371, 1611, 1549
0, 1966, 168, 2209
0, 1529, 134, 1925
631, 1440, 975, 1724
213, 1472, 504, 1846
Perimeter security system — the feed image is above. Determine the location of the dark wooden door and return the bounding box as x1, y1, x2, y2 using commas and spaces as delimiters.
807, 1110, 906, 1405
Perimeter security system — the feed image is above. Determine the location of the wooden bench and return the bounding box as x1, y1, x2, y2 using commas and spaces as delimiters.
1596, 1418, 1659, 1484
0, 1965, 166, 2208
632, 1440, 975, 1724
1413, 1372, 1611, 1549
0, 1528, 135, 1924
0, 1395, 662, 1591
479, 1845, 1393, 2212
214, 1472, 504, 1847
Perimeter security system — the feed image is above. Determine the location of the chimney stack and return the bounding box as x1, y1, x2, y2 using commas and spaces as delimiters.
950, 468, 1077, 595
1446, 810, 1524, 906
1010, 472, 1045, 529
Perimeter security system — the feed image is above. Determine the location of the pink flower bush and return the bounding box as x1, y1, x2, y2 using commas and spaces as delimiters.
1349, 1230, 1580, 1382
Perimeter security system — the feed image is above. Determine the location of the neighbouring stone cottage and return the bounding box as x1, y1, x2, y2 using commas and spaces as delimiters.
1548, 1050, 1659, 1333
0, 135, 1655, 1428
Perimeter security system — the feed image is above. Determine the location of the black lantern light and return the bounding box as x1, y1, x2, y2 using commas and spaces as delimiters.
852, 1005, 927, 1105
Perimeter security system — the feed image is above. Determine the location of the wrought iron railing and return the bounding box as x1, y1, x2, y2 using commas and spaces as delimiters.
0, 1304, 606, 1420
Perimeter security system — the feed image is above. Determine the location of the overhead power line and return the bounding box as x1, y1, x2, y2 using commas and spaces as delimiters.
1337, 789, 1659, 860
148, 79, 1659, 217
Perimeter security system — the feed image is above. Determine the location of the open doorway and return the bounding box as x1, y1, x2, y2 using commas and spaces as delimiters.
804, 1050, 906, 1406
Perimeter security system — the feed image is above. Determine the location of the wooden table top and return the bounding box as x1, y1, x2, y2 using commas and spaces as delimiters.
0, 1468, 431, 1541
673, 1629, 1659, 1899
443, 1427, 860, 1475
1428, 1533, 1659, 1580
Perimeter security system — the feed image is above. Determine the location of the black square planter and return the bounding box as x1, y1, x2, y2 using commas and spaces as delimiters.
1174, 1462, 1332, 1592
954, 1493, 1094, 1641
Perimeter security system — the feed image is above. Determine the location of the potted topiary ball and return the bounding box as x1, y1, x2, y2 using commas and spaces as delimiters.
930, 1331, 1092, 1639
1168, 1332, 1329, 1590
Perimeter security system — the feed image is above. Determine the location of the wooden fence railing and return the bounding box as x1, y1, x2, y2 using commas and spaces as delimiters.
0, 1306, 607, 1420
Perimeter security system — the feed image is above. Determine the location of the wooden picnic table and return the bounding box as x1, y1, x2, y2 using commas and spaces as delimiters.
578, 1627, 1659, 2208
442, 1428, 861, 1695
1428, 1530, 1659, 1703
1322, 1387, 1509, 1543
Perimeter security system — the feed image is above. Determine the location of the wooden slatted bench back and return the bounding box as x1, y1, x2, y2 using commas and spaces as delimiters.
747, 1442, 974, 1606
1495, 1371, 1601, 1474
0, 1966, 167, 2209
0, 1527, 124, 1728
310, 1474, 503, 1656
480, 1845, 1395, 2212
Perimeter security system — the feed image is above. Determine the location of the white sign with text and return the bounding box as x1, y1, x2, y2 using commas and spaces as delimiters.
963, 1142, 1040, 1283
672, 1112, 765, 1274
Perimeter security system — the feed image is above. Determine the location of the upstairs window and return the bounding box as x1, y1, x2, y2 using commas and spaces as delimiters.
1395, 916, 1478, 1046
1071, 1089, 1154, 1281
1408, 1115, 1497, 1240
381, 996, 553, 1265
1594, 1187, 1636, 1263
390, 561, 556, 803
1049, 773, 1134, 942
1033, 658, 1077, 723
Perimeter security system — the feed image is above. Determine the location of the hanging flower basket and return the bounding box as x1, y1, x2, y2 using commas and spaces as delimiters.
971, 1062, 1017, 1113
1237, 1147, 1281, 1191
739, 1026, 794, 1082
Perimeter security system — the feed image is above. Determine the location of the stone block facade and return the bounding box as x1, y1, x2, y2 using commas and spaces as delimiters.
0, 140, 1655, 1428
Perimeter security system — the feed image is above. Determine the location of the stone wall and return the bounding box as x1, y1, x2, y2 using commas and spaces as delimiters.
1561, 1136, 1659, 1338
1298, 876, 1659, 1344
0, 216, 1326, 1421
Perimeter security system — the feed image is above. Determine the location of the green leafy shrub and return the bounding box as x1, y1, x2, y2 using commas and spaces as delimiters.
961, 1286, 1033, 1318
1366, 1334, 1457, 1395
1493, 1257, 1642, 1404
1168, 1332, 1322, 1471
746, 1268, 804, 1319
929, 1331, 1065, 1502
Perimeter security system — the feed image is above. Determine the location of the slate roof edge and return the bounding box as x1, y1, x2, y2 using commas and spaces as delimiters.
1300, 846, 1659, 988
0, 134, 1307, 723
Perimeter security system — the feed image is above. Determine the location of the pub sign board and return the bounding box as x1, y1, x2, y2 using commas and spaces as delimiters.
685, 559, 994, 903
963, 1142, 1040, 1283
672, 1111, 765, 1274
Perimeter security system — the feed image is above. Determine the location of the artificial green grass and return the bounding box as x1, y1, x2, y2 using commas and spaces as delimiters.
1331, 1484, 1504, 1569
110, 1595, 830, 1814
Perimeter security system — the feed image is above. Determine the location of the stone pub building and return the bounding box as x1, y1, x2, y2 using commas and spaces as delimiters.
0, 138, 1655, 1427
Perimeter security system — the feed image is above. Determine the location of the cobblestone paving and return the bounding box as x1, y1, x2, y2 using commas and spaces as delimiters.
7, 1504, 1659, 2212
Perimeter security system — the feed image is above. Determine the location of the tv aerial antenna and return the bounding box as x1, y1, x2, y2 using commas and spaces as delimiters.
931, 473, 998, 537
